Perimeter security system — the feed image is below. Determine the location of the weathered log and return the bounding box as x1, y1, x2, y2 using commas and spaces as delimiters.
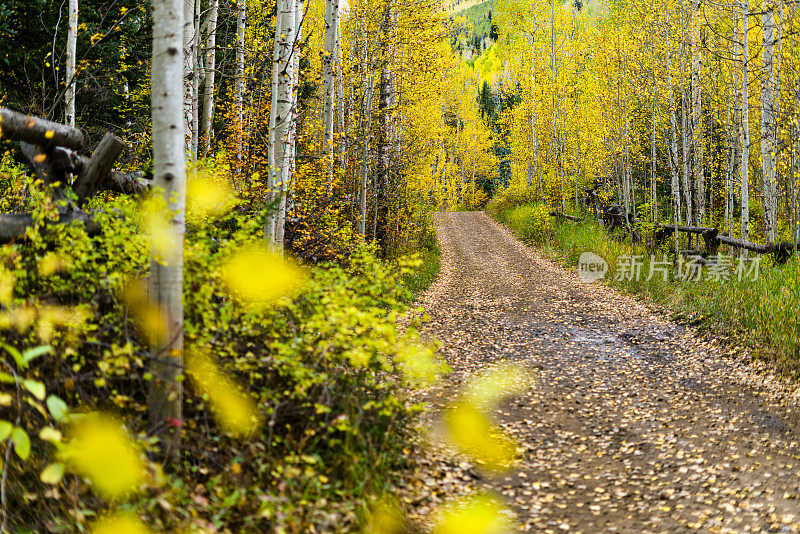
659, 223, 717, 235
549, 211, 583, 221
104, 170, 151, 195
73, 132, 126, 204
702, 229, 720, 255
0, 209, 99, 244
717, 235, 774, 254
58, 150, 149, 196
20, 142, 66, 187
0, 107, 84, 149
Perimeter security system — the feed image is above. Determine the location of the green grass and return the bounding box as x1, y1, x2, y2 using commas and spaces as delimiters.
487, 187, 800, 374
403, 230, 441, 296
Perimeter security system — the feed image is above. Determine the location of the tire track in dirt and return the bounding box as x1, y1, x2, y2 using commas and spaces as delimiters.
412, 211, 800, 533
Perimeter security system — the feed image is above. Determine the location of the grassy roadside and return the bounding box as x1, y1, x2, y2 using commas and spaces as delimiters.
403, 227, 442, 297
486, 187, 800, 375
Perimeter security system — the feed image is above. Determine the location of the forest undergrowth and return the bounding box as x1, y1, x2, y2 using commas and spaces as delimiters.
0, 155, 447, 532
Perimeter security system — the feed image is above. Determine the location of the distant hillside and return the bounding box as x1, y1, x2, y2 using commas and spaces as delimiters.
450, 0, 496, 61
444, 0, 491, 13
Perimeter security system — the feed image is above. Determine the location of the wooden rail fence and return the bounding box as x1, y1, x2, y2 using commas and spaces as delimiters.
548, 188, 796, 265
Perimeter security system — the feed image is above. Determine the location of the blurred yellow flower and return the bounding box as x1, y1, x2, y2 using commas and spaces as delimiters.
186, 349, 262, 438
221, 246, 304, 306
91, 512, 151, 534
186, 172, 234, 223
443, 402, 517, 472
61, 413, 145, 499
434, 494, 511, 534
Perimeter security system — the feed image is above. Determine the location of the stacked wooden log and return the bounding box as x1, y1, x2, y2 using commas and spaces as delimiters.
0, 107, 150, 244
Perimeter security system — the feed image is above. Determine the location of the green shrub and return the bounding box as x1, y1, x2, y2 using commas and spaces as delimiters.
0, 159, 435, 531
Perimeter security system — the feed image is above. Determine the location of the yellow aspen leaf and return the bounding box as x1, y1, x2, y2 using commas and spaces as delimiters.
60, 413, 145, 499
433, 494, 511, 534
185, 349, 263, 437
186, 172, 234, 223
122, 279, 168, 345
463, 364, 536, 411
91, 512, 151, 534
40, 463, 65, 484
221, 245, 304, 305
443, 402, 517, 472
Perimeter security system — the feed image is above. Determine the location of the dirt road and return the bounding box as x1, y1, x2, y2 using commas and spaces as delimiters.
416, 211, 800, 533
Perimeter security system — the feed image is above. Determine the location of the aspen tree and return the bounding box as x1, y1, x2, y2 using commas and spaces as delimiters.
266, 0, 301, 250
149, 0, 186, 459
667, 18, 682, 253
235, 0, 246, 172
741, 0, 751, 243
184, 0, 196, 154
191, 0, 201, 159
65, 0, 78, 127
201, 0, 219, 157
276, 0, 303, 250
651, 7, 658, 221
323, 0, 341, 180
761, 0, 778, 241
691, 0, 704, 225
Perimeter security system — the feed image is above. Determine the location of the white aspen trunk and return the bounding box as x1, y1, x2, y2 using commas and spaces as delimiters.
774, 3, 782, 240
201, 0, 218, 157
691, 0, 704, 225
623, 99, 632, 218
761, 1, 778, 241
358, 72, 376, 237
681, 95, 691, 225
681, 74, 692, 224
234, 0, 246, 173
65, 0, 78, 127
651, 27, 658, 221
335, 21, 346, 167
527, 31, 541, 194
322, 0, 340, 180
795, 5, 800, 249
190, 0, 201, 160
741, 0, 751, 243
526, 117, 533, 188
265, 4, 284, 247
725, 80, 733, 232
576, 107, 581, 213
276, 0, 303, 251
266, 0, 296, 249
551, 0, 559, 208
183, 0, 196, 154
149, 0, 186, 458
730, 14, 742, 236
668, 27, 681, 252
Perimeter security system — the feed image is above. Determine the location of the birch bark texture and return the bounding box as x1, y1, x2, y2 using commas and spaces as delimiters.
201, 0, 219, 157
183, 0, 196, 156
65, 0, 78, 127
322, 0, 341, 177
235, 0, 246, 171
149, 0, 187, 457
691, 0, 704, 225
266, 0, 301, 250
761, 1, 778, 241
741, 0, 750, 243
